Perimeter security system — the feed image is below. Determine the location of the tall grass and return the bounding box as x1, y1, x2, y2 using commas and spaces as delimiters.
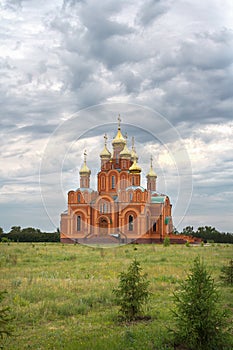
0, 242, 232, 349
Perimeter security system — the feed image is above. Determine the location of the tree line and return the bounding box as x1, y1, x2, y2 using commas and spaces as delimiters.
0, 225, 232, 243
179, 225, 233, 244
0, 226, 60, 242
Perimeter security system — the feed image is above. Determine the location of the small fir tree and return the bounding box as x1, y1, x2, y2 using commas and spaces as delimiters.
172, 257, 229, 350
220, 259, 233, 285
163, 237, 170, 247
113, 259, 150, 321
0, 291, 13, 339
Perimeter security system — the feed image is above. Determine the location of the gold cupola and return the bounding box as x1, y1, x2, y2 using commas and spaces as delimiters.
100, 134, 111, 159
147, 156, 157, 178
129, 157, 141, 174
112, 115, 126, 147
120, 133, 131, 159
146, 156, 157, 191
79, 150, 91, 175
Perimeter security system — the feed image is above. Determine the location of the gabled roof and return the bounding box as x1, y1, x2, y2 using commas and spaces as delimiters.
76, 188, 95, 193
125, 185, 146, 192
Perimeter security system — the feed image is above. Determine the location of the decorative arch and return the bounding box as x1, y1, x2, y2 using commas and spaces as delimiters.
68, 190, 75, 203
136, 190, 142, 202
95, 195, 113, 215
122, 208, 139, 233
82, 190, 90, 203
100, 174, 106, 190
73, 210, 87, 233
108, 170, 119, 190
128, 191, 133, 202
97, 215, 110, 236
120, 171, 129, 190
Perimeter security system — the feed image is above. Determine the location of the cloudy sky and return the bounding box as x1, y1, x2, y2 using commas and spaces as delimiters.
0, 0, 232, 233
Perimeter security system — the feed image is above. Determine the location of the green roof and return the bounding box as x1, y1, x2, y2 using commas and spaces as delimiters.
151, 196, 165, 204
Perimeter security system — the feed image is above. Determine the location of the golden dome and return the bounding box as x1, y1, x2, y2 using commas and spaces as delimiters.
112, 115, 126, 146
120, 133, 131, 158
120, 143, 131, 158
100, 134, 111, 158
79, 150, 91, 175
129, 158, 141, 173
79, 163, 91, 175
147, 156, 157, 177
100, 146, 111, 158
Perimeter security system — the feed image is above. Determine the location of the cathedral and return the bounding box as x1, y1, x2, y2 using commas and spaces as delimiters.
60, 118, 194, 244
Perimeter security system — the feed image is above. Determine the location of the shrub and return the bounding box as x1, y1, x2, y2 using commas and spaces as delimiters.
220, 259, 233, 285
172, 257, 229, 350
0, 291, 14, 339
113, 259, 150, 321
163, 237, 170, 247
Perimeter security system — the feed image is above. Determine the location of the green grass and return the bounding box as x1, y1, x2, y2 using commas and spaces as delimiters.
0, 242, 233, 349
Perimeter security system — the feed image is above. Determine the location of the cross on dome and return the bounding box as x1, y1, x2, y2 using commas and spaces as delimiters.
84, 149, 87, 163
132, 136, 135, 150
118, 114, 121, 129
104, 133, 108, 145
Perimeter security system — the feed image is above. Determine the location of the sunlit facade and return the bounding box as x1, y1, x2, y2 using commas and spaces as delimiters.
60, 118, 183, 244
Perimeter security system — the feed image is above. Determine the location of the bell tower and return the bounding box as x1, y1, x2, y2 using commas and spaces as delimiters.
146, 156, 157, 191
79, 150, 91, 188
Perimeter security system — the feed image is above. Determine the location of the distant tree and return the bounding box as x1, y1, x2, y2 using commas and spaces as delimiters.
181, 225, 195, 236
6, 227, 60, 242
10, 226, 21, 234
0, 227, 3, 235
195, 226, 233, 243
113, 259, 150, 321
173, 226, 179, 235
172, 257, 229, 350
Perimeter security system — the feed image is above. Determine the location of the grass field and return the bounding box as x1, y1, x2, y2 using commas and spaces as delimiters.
0, 242, 233, 349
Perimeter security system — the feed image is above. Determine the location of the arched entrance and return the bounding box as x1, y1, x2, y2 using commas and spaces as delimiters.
99, 217, 108, 236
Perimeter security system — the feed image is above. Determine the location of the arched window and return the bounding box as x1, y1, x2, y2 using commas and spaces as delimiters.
121, 175, 126, 189
129, 192, 133, 201
132, 176, 135, 185
77, 216, 81, 231
77, 193, 81, 203
101, 176, 105, 190
153, 222, 157, 232
111, 175, 115, 189
129, 215, 134, 231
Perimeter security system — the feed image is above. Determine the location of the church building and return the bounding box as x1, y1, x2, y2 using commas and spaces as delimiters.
60, 118, 191, 244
